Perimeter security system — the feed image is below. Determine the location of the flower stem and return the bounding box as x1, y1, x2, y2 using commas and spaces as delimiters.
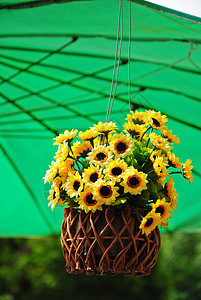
169, 171, 182, 175
140, 126, 151, 141
146, 127, 153, 147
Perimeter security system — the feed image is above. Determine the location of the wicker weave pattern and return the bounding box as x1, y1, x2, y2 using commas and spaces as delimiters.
61, 205, 161, 276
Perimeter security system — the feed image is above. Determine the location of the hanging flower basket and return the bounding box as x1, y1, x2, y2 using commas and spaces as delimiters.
44, 109, 193, 276
61, 205, 161, 276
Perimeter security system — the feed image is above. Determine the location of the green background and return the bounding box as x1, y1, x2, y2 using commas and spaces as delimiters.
0, 0, 201, 236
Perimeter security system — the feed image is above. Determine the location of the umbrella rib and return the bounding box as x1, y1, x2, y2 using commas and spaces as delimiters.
0, 93, 59, 136
0, 56, 200, 114
0, 0, 99, 10
0, 36, 78, 87
0, 76, 201, 131
0, 42, 200, 110
0, 142, 57, 235
1, 45, 201, 77
0, 35, 201, 43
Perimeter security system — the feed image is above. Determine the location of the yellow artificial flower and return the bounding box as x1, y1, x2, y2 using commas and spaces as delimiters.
48, 185, 61, 210
86, 145, 112, 166
157, 166, 169, 186
93, 121, 117, 134
43, 160, 58, 183
53, 129, 77, 145
104, 158, 128, 182
149, 149, 168, 165
109, 133, 134, 158
149, 132, 171, 150
165, 178, 178, 211
58, 158, 75, 181
54, 143, 69, 160
161, 126, 180, 144
77, 187, 102, 213
182, 159, 193, 183
167, 152, 182, 169
126, 110, 148, 125
139, 211, 161, 236
120, 166, 148, 195
123, 122, 147, 139
147, 110, 168, 130
82, 164, 102, 185
78, 128, 99, 141
72, 140, 93, 158
63, 171, 83, 198
151, 198, 172, 228
94, 180, 119, 205
153, 156, 168, 176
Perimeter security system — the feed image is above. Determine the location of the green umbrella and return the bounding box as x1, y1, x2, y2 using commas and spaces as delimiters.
0, 0, 200, 237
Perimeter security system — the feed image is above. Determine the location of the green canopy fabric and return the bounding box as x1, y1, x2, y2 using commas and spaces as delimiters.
0, 0, 201, 237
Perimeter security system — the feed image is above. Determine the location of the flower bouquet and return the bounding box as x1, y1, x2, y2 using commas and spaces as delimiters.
44, 109, 193, 276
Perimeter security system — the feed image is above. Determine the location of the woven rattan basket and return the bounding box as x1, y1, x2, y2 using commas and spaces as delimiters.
61, 204, 161, 276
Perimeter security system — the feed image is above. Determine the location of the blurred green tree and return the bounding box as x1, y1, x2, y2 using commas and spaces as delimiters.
0, 232, 201, 300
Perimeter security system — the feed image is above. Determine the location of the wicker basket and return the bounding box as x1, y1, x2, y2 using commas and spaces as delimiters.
61, 204, 161, 276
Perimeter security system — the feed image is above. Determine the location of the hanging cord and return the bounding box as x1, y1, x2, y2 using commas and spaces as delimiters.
106, 0, 123, 122
128, 0, 132, 112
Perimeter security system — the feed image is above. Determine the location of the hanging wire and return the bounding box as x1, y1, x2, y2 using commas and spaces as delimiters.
106, 0, 123, 122
128, 0, 132, 112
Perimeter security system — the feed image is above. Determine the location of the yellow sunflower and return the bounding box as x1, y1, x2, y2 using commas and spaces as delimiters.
126, 110, 148, 125
78, 128, 99, 141
43, 160, 58, 183
182, 159, 193, 183
63, 172, 83, 198
120, 166, 148, 195
165, 178, 178, 211
157, 166, 169, 186
94, 180, 119, 205
77, 187, 102, 213
54, 143, 69, 160
153, 156, 168, 176
149, 132, 171, 150
72, 140, 93, 158
147, 110, 168, 130
161, 126, 180, 144
104, 158, 128, 182
58, 158, 75, 181
123, 122, 147, 139
151, 198, 172, 228
86, 145, 112, 166
149, 149, 168, 165
139, 211, 161, 236
167, 152, 182, 169
93, 121, 117, 134
82, 164, 102, 185
109, 133, 134, 158
53, 129, 77, 145
48, 185, 61, 210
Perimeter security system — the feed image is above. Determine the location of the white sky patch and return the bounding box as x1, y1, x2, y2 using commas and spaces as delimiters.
147, 0, 201, 18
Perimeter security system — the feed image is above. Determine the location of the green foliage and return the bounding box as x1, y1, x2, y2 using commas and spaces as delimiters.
0, 233, 201, 300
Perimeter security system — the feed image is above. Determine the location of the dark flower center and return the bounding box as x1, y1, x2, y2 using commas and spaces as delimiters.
116, 142, 127, 153
117, 185, 124, 195
73, 180, 80, 191
89, 172, 98, 182
96, 152, 107, 161
128, 176, 140, 188
152, 118, 160, 127
111, 167, 123, 176
145, 218, 153, 227
100, 186, 112, 198
85, 193, 97, 206
155, 206, 165, 216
